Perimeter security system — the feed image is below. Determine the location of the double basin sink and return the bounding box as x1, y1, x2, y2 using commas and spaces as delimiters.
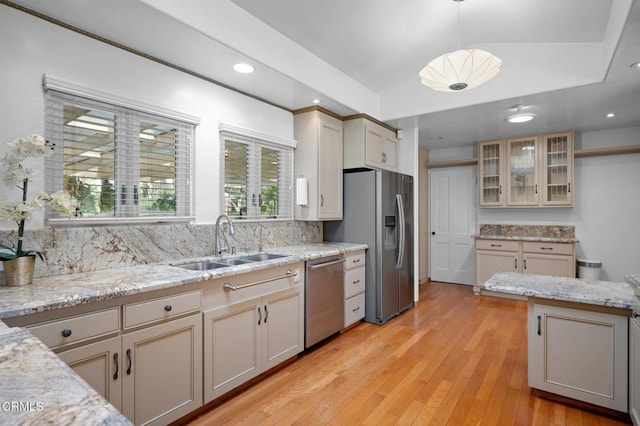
173, 253, 288, 271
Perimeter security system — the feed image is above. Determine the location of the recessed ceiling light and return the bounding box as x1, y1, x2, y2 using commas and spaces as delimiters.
507, 114, 535, 124
630, 61, 640, 69
233, 63, 254, 74
312, 99, 320, 104
605, 112, 617, 118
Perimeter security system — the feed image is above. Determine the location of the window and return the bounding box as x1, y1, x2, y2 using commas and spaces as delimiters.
44, 76, 198, 223
220, 124, 295, 220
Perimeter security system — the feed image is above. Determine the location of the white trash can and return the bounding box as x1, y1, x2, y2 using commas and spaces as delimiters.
577, 258, 602, 280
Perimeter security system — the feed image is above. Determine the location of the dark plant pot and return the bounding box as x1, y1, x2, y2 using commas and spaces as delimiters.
3, 255, 36, 286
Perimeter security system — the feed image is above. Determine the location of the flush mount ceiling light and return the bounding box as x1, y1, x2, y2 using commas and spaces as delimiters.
506, 105, 536, 123
419, 0, 502, 92
233, 63, 254, 74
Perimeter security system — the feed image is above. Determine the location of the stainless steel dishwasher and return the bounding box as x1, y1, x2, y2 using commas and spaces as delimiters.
305, 256, 345, 348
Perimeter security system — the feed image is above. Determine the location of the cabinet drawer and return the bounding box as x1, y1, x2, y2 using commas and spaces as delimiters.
522, 241, 574, 255
345, 251, 365, 270
344, 293, 365, 328
344, 267, 365, 298
123, 290, 201, 330
29, 308, 120, 349
475, 239, 519, 252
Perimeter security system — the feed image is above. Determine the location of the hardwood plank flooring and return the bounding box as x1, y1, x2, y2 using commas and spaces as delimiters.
183, 281, 630, 425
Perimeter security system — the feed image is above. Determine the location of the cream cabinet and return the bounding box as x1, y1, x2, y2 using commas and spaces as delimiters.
58, 336, 123, 412
478, 131, 573, 207
203, 272, 304, 403
121, 313, 202, 426
474, 239, 576, 295
631, 317, 640, 426
23, 290, 203, 426
528, 301, 628, 412
294, 108, 343, 220
344, 250, 366, 328
343, 116, 397, 172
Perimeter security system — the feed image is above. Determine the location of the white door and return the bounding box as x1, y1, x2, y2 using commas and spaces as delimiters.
429, 166, 476, 284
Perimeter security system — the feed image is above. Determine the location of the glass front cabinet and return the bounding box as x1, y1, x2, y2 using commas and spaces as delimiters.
478, 131, 573, 207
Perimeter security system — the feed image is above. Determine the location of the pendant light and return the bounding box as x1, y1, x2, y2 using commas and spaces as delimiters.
420, 0, 502, 92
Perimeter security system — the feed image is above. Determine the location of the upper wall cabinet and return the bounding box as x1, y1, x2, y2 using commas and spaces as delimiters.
478, 131, 574, 208
343, 116, 398, 172
294, 108, 343, 221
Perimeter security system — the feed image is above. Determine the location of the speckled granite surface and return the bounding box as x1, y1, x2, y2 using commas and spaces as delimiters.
485, 272, 634, 309
0, 221, 323, 282
626, 274, 640, 291
0, 327, 131, 425
0, 243, 366, 319
474, 224, 577, 243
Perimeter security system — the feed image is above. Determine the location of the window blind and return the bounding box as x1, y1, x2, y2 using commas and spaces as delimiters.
45, 89, 194, 222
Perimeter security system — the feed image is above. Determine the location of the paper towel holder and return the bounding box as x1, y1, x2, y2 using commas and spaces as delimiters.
296, 176, 308, 206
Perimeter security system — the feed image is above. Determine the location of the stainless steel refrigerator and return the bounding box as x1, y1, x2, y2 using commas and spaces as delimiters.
324, 169, 414, 325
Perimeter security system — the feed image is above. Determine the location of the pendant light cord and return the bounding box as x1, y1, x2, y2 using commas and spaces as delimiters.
456, 0, 461, 51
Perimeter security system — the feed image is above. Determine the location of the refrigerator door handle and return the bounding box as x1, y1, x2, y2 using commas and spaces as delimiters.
396, 194, 405, 269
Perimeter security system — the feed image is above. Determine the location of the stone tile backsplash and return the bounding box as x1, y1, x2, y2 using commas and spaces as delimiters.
479, 224, 575, 239
0, 221, 322, 281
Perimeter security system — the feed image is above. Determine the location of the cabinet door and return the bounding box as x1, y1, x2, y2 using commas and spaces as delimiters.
630, 318, 640, 426
542, 131, 574, 206
506, 136, 540, 206
364, 122, 383, 167
122, 314, 202, 426
381, 129, 397, 171
475, 250, 518, 287
262, 287, 304, 370
529, 303, 628, 412
203, 298, 262, 403
318, 115, 343, 219
478, 140, 505, 206
58, 336, 122, 412
522, 254, 575, 277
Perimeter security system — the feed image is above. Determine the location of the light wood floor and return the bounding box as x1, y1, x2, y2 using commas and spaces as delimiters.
185, 281, 630, 425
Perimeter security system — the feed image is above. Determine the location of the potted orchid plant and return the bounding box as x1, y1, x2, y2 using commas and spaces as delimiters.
1, 134, 76, 286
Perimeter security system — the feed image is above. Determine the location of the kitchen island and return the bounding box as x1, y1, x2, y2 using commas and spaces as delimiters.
0, 242, 366, 426
485, 271, 635, 417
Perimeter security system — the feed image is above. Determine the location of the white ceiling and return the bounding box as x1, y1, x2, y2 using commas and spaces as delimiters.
10, 0, 640, 149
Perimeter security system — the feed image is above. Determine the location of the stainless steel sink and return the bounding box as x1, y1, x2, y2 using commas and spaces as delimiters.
174, 261, 230, 270
217, 258, 254, 266
239, 253, 288, 262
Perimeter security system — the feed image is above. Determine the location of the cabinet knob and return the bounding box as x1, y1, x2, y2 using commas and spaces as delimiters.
431, 232, 436, 236
61, 329, 72, 338
164, 305, 172, 312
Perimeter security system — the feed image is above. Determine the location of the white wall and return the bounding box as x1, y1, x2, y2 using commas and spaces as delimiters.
429, 127, 640, 281
0, 7, 293, 227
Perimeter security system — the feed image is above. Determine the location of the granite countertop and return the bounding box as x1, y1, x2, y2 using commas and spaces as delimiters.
626, 273, 640, 292
0, 327, 131, 425
473, 234, 578, 243
0, 243, 367, 319
485, 272, 635, 309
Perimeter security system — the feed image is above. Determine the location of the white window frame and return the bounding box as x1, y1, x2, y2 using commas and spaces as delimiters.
43, 74, 199, 225
219, 123, 296, 221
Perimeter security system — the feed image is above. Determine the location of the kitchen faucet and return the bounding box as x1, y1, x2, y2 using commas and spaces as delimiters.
215, 214, 236, 256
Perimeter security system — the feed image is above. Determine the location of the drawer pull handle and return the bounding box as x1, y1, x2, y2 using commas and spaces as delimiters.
353, 280, 360, 284
524, 259, 527, 270
126, 349, 132, 375
540, 247, 554, 250
258, 306, 262, 326
352, 259, 360, 263
537, 315, 542, 336
164, 305, 173, 312
113, 353, 119, 380
490, 244, 502, 247
514, 258, 517, 269
264, 305, 268, 324
353, 306, 360, 312
61, 329, 72, 338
